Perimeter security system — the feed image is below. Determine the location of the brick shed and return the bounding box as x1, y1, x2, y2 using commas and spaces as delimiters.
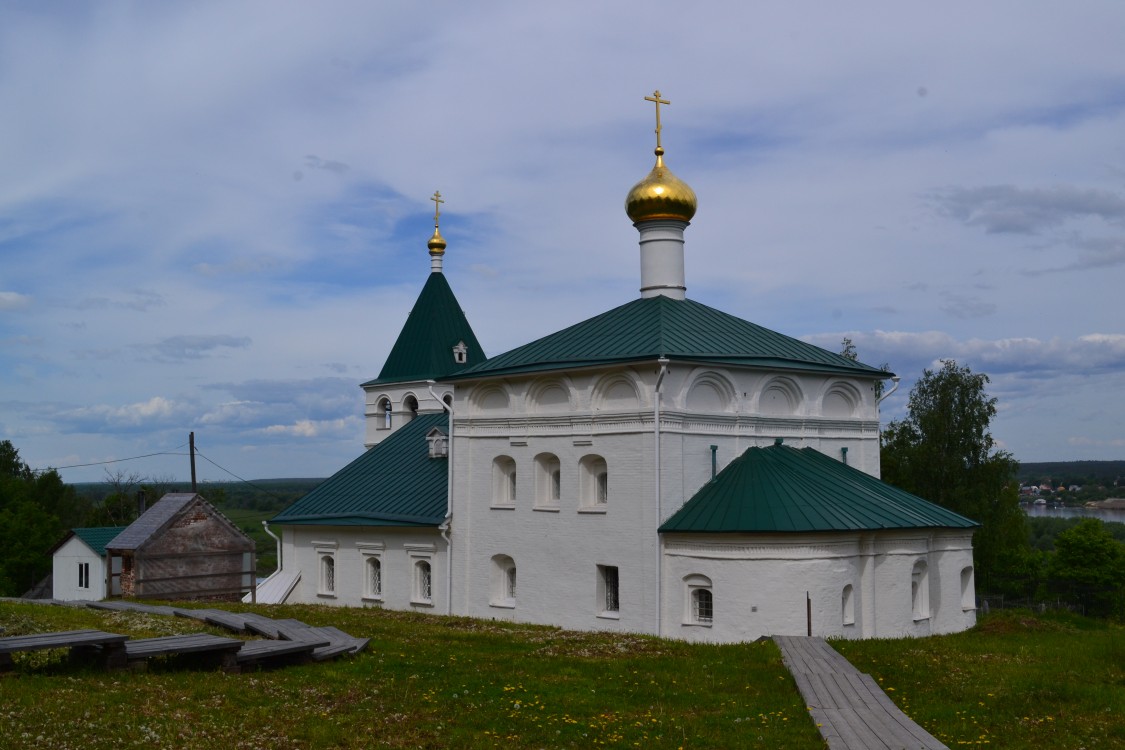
105, 493, 256, 602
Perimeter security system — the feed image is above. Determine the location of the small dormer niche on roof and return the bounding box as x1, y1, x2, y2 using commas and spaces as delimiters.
426, 427, 448, 458
453, 341, 468, 364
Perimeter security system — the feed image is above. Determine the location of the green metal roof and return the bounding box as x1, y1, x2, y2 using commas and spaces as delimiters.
69, 526, 128, 556
659, 444, 978, 533
450, 295, 890, 381
363, 272, 486, 386
271, 412, 448, 527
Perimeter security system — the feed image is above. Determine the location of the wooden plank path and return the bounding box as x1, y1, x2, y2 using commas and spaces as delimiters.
773, 636, 948, 750
0, 629, 129, 671
124, 633, 244, 672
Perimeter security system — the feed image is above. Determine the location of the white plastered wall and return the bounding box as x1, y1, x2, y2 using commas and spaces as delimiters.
660, 530, 977, 643
52, 537, 108, 601
280, 525, 447, 611
449, 362, 886, 636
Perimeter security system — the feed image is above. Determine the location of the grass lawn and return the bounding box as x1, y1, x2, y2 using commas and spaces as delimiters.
0, 601, 819, 749
2, 603, 1122, 749
833, 610, 1125, 749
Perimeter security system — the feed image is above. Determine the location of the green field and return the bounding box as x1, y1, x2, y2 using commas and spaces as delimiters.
1, 602, 1122, 749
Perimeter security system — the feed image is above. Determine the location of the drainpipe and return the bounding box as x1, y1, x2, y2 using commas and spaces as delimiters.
876, 376, 901, 406
654, 357, 670, 637
262, 521, 281, 576
428, 381, 455, 615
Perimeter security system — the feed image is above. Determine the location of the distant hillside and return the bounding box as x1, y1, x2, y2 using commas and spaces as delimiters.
1017, 461, 1125, 487
71, 477, 325, 512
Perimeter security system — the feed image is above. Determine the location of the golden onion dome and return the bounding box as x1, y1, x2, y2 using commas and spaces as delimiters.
625, 146, 697, 224
427, 226, 446, 256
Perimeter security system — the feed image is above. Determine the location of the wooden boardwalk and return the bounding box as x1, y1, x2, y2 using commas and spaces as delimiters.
773, 636, 948, 750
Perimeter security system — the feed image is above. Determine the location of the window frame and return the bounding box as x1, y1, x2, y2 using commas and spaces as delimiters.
78, 561, 90, 590
534, 453, 562, 510
490, 554, 517, 609
841, 583, 855, 626
911, 560, 929, 621
491, 455, 517, 508
406, 543, 436, 607
357, 542, 385, 602
960, 566, 976, 612
313, 540, 338, 598
683, 574, 713, 627
597, 564, 620, 619
579, 455, 609, 513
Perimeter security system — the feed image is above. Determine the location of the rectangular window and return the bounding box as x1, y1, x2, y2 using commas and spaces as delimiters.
598, 565, 619, 616
78, 562, 90, 589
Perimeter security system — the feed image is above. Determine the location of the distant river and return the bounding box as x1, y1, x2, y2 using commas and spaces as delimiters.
1023, 503, 1125, 524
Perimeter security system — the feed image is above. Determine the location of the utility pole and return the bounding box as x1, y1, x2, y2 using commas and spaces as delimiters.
189, 431, 197, 493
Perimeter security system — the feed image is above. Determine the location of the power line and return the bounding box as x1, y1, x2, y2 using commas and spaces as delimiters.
37, 448, 190, 473
192, 448, 292, 505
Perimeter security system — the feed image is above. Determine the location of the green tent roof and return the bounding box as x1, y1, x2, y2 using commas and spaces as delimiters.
363, 272, 486, 386
660, 444, 978, 533
69, 526, 129, 556
271, 412, 448, 527
450, 294, 890, 381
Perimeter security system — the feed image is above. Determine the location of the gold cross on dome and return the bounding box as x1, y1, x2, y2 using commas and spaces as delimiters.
644, 90, 671, 150
430, 190, 444, 226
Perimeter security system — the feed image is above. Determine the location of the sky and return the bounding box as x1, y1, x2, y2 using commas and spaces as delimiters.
2, 1, 1124, 484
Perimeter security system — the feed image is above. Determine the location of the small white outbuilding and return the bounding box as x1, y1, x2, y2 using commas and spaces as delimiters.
49, 526, 127, 601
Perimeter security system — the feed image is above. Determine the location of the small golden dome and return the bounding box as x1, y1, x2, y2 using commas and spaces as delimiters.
427, 227, 446, 256
625, 147, 697, 224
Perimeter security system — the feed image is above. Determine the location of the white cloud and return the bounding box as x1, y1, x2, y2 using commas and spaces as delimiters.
2, 1, 1124, 479
0, 291, 32, 310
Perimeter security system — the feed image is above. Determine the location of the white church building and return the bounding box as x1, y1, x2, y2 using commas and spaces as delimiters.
269, 95, 978, 642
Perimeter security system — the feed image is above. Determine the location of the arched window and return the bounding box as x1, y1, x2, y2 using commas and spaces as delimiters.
580, 455, 608, 509
693, 589, 713, 623
319, 554, 335, 597
443, 393, 453, 408
911, 560, 929, 621
961, 566, 975, 611
492, 456, 517, 507
404, 395, 419, 423
491, 554, 517, 607
534, 453, 561, 508
366, 557, 382, 600
842, 584, 855, 626
414, 560, 432, 604
684, 574, 713, 626
378, 397, 392, 430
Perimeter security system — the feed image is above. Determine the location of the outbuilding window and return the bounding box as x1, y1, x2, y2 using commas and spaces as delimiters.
78, 562, 90, 590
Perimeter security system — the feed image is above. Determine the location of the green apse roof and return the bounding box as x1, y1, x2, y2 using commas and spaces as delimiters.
271, 412, 448, 527
450, 294, 890, 381
660, 444, 978, 534
363, 272, 486, 386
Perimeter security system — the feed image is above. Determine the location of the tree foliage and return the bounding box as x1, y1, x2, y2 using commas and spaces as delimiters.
0, 440, 86, 596
881, 360, 1027, 592
1046, 518, 1125, 617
